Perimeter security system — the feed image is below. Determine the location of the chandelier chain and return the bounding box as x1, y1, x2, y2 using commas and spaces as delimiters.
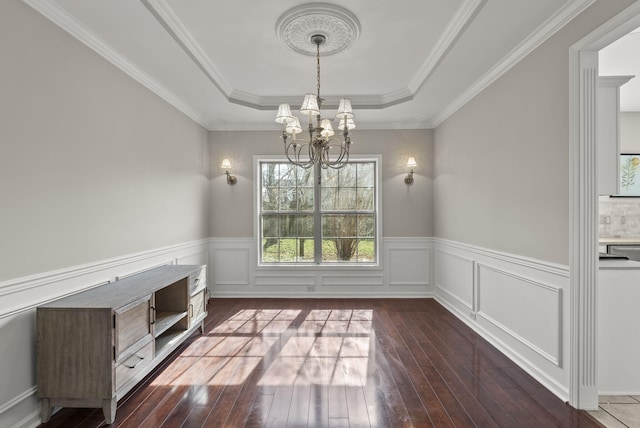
316, 41, 321, 102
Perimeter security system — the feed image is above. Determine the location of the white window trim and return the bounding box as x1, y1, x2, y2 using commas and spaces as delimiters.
253, 154, 382, 268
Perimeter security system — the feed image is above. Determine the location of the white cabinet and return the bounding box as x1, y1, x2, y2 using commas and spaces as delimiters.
598, 264, 640, 393
598, 76, 633, 195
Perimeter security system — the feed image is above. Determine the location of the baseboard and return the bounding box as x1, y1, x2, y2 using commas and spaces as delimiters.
211, 290, 435, 299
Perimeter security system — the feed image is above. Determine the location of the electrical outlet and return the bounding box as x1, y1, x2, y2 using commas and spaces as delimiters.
600, 215, 611, 224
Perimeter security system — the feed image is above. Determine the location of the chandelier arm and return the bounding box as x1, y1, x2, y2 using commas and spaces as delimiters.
325, 140, 350, 169
334, 151, 347, 169
299, 143, 315, 169
307, 140, 314, 164
319, 142, 329, 169
321, 145, 330, 166
284, 135, 314, 169
331, 152, 346, 169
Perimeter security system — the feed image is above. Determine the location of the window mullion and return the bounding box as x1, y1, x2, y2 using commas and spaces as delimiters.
313, 163, 323, 264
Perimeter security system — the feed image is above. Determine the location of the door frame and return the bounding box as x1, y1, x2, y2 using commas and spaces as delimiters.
569, 1, 640, 409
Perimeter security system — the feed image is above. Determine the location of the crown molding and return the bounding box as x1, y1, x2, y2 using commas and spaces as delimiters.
599, 75, 634, 87
429, 0, 597, 128
141, 0, 233, 97
21, 0, 209, 129
206, 118, 431, 132
408, 0, 486, 95
228, 92, 416, 111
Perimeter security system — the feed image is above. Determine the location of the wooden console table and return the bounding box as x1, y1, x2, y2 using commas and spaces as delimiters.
36, 264, 207, 424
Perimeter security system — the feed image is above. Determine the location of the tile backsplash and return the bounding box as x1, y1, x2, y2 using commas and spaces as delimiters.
599, 196, 640, 237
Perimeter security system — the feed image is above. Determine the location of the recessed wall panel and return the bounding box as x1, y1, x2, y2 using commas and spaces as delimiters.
477, 263, 561, 365
388, 248, 430, 286
434, 250, 473, 309
212, 248, 249, 285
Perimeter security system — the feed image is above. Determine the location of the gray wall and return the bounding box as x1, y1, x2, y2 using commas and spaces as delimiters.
433, 0, 634, 266
621, 112, 640, 153
209, 129, 433, 238
0, 0, 210, 281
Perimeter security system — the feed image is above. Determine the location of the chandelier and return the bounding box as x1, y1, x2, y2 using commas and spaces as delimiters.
275, 34, 355, 170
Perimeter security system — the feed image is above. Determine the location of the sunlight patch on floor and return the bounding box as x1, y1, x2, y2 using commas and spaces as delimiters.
148, 308, 374, 388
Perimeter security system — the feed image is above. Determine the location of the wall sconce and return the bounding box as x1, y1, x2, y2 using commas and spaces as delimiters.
220, 158, 237, 185
404, 156, 417, 185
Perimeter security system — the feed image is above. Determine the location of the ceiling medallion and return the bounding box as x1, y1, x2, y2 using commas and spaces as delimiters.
276, 3, 361, 56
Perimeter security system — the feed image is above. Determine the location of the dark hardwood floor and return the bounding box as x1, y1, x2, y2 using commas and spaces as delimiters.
41, 298, 603, 427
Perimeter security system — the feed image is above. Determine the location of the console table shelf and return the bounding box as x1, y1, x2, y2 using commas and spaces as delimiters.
156, 330, 188, 355
154, 311, 188, 337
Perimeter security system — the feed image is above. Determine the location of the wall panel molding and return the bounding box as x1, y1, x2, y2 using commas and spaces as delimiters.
476, 262, 563, 366
434, 249, 475, 313
0, 386, 36, 417
209, 237, 432, 298
321, 274, 385, 287
387, 247, 431, 286
212, 248, 251, 285
433, 238, 570, 402
254, 274, 317, 287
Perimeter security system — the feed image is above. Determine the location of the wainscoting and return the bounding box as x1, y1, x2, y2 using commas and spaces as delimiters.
433, 239, 570, 402
0, 240, 208, 428
208, 237, 433, 298
209, 237, 571, 402
1, 236, 573, 427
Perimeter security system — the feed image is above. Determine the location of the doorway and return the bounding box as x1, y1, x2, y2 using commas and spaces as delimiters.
570, 1, 640, 409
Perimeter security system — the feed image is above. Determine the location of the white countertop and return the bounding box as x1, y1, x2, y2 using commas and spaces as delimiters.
599, 258, 640, 269
599, 237, 640, 246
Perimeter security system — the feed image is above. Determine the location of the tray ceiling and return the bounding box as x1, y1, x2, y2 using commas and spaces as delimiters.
24, 0, 594, 130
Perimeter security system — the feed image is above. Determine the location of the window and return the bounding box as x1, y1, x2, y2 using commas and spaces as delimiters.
258, 158, 379, 265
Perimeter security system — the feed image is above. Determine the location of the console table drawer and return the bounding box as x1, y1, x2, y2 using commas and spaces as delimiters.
116, 340, 153, 392
188, 266, 206, 294
116, 297, 151, 355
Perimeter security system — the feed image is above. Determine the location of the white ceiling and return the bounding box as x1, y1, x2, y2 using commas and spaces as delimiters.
24, 0, 594, 130
600, 27, 640, 112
